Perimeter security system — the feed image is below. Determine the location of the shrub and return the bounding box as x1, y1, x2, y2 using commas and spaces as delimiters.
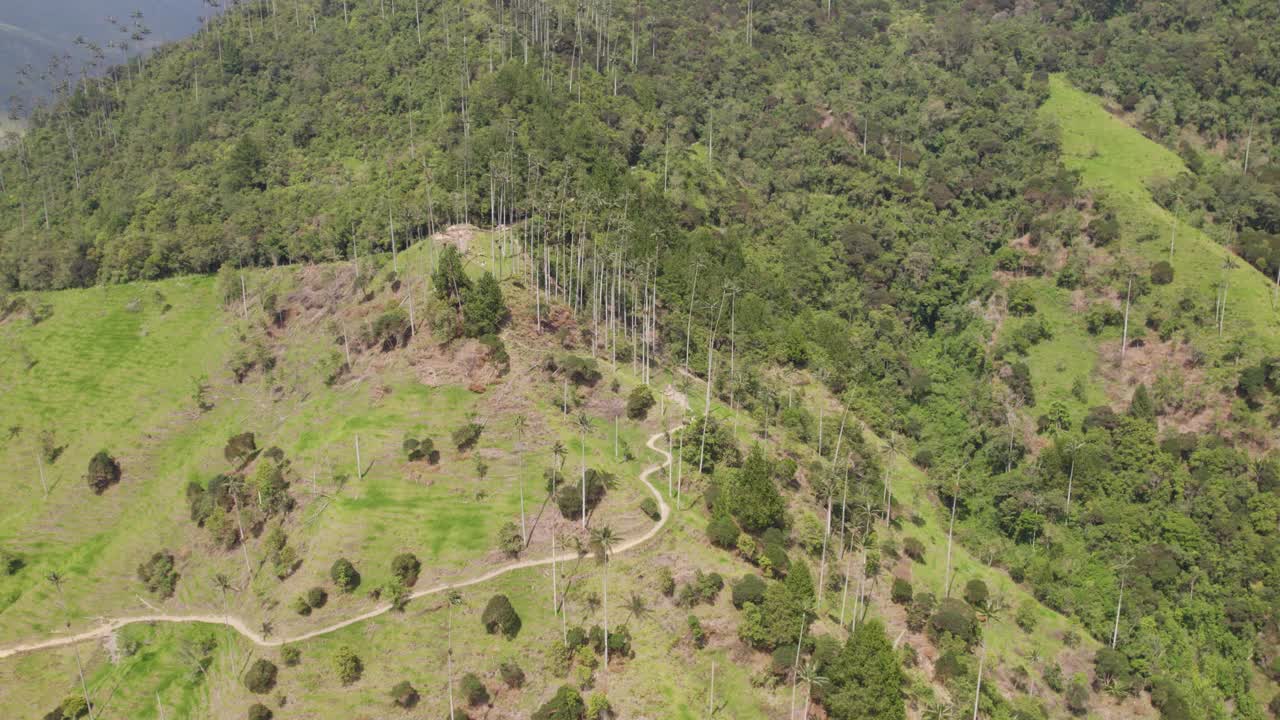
498, 522, 524, 556
771, 645, 800, 676
588, 623, 634, 658
675, 570, 724, 607
1007, 282, 1038, 315
934, 650, 966, 682
499, 660, 525, 688
0, 549, 23, 576
391, 553, 421, 587
281, 646, 300, 667
482, 594, 522, 638
586, 693, 611, 720
546, 354, 602, 386
657, 566, 675, 597
461, 272, 508, 337
1087, 214, 1120, 245
1044, 663, 1064, 692
1151, 260, 1174, 285
555, 469, 614, 520
565, 626, 588, 651
761, 542, 790, 577
390, 680, 418, 708
334, 645, 363, 684
452, 421, 484, 451
224, 432, 257, 464
1015, 600, 1038, 631
307, 586, 328, 609
477, 333, 511, 373
368, 307, 410, 349
292, 596, 311, 616
964, 578, 989, 608
244, 659, 278, 694
58, 696, 89, 719
687, 614, 707, 648
532, 685, 585, 720
902, 537, 925, 562
402, 436, 437, 463
626, 385, 655, 420
1151, 676, 1194, 720
639, 497, 660, 520
732, 574, 767, 608
137, 552, 179, 599
85, 451, 122, 494
460, 672, 489, 706
891, 577, 913, 605
330, 558, 360, 593
1093, 647, 1131, 686
706, 513, 740, 549
1065, 677, 1089, 714
930, 598, 980, 646
247, 704, 273, 720
906, 593, 936, 632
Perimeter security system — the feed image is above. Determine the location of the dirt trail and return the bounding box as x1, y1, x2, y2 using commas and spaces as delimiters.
0, 423, 680, 660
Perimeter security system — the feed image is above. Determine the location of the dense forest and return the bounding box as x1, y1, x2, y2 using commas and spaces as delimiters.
2, 1, 1279, 719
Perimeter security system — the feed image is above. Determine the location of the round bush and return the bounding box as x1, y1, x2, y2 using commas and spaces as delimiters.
1151, 260, 1174, 285
761, 542, 790, 576
902, 537, 926, 562
1065, 679, 1089, 714
281, 646, 301, 666
481, 594, 522, 638
964, 578, 989, 608
391, 553, 421, 587
731, 574, 767, 608
330, 558, 360, 593
532, 685, 585, 720
390, 680, 419, 708
930, 598, 980, 646
891, 577, 913, 605
639, 497, 660, 520
934, 650, 965, 682
460, 672, 489, 706
499, 660, 525, 689
243, 659, 278, 694
706, 514, 740, 549
334, 645, 362, 684
247, 704, 272, 720
626, 385, 655, 419
85, 450, 122, 494
307, 586, 328, 609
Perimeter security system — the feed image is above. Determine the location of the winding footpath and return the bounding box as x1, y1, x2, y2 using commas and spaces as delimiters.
0, 425, 680, 660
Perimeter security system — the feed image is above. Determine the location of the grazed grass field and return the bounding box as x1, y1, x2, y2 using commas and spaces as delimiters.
1041, 75, 1280, 374
0, 217, 1185, 719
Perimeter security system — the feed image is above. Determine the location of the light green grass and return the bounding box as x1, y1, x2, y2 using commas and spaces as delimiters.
1015, 278, 1109, 418
1041, 75, 1280, 375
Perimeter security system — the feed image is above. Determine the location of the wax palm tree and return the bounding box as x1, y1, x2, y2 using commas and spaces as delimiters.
622, 592, 649, 627
212, 572, 235, 664
797, 660, 828, 720
922, 699, 957, 720
512, 414, 527, 450
445, 589, 463, 720
576, 412, 592, 527
551, 439, 567, 493
48, 572, 95, 720
590, 525, 620, 674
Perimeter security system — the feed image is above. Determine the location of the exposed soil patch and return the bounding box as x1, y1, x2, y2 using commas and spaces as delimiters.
1095, 337, 1224, 437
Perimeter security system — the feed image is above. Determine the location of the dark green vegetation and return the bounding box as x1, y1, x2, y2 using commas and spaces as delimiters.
3, 0, 1280, 718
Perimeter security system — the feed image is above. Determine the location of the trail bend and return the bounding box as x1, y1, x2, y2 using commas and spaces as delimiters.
0, 424, 681, 660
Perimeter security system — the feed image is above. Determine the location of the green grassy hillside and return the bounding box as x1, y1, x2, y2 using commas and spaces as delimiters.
1023, 77, 1280, 425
